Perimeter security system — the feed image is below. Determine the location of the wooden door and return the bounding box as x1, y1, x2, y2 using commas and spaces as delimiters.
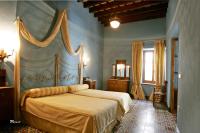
170, 38, 179, 114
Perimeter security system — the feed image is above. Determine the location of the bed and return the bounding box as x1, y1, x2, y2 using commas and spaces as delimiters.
21, 86, 126, 133
69, 84, 132, 114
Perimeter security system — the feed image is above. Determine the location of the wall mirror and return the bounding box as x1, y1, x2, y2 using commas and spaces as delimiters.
112, 59, 130, 79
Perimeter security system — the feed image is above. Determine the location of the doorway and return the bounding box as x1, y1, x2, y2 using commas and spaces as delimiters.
170, 38, 179, 114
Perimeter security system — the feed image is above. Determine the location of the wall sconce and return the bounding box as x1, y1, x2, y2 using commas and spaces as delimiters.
0, 49, 13, 86
83, 54, 90, 68
0, 29, 20, 63
0, 28, 20, 86
0, 49, 13, 63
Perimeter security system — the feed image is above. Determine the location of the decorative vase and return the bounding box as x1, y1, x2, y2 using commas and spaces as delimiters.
0, 69, 6, 86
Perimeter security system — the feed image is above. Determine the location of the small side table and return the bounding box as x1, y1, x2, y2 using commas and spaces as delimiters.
0, 86, 14, 124
83, 80, 96, 89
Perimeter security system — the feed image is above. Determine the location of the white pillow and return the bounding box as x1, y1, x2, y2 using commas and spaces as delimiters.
69, 84, 89, 93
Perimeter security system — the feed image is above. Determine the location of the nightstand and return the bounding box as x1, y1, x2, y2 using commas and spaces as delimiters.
83, 80, 96, 89
0, 87, 14, 123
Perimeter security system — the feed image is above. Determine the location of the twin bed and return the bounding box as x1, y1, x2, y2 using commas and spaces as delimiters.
21, 84, 132, 133
16, 4, 132, 133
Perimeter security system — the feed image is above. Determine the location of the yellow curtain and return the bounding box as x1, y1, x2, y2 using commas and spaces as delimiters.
14, 10, 84, 120
149, 40, 165, 100
131, 41, 145, 100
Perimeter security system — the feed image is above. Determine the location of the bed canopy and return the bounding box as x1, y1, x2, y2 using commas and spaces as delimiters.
14, 9, 84, 120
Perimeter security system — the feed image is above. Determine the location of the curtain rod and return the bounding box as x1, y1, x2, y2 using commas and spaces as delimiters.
132, 37, 166, 42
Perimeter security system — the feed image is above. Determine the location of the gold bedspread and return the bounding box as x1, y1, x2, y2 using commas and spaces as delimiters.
71, 89, 132, 114
23, 93, 120, 133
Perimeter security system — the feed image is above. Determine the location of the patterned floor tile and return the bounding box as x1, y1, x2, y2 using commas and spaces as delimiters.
114, 100, 177, 133
0, 100, 177, 133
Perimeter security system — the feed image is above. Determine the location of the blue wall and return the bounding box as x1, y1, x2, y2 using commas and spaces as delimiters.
166, 0, 200, 132
166, 0, 179, 108
103, 18, 166, 95
16, 1, 103, 90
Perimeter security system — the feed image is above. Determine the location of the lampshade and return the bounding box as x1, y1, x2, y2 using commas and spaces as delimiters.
83, 54, 90, 67
110, 19, 120, 29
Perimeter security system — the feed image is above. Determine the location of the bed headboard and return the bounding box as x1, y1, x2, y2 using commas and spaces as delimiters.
18, 1, 82, 92
20, 53, 80, 92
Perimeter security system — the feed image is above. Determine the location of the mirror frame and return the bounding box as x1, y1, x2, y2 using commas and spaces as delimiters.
111, 59, 130, 80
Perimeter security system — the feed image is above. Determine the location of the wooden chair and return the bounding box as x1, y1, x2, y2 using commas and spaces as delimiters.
153, 81, 167, 107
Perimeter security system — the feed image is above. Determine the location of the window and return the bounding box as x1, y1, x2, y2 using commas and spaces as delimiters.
143, 49, 155, 83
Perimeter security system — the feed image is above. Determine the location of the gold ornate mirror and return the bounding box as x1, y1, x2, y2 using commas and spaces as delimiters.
112, 59, 130, 79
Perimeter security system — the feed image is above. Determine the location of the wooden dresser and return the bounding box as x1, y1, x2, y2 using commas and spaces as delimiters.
0, 87, 14, 123
107, 79, 130, 93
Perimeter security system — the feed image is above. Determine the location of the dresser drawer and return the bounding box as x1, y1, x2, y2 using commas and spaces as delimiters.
107, 80, 117, 91
107, 79, 130, 92
0, 90, 12, 101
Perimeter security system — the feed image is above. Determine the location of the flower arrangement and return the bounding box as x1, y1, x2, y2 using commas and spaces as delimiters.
0, 49, 12, 69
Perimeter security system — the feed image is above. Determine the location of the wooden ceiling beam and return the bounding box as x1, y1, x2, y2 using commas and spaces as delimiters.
98, 3, 168, 22
83, 1, 109, 8
102, 8, 166, 26
89, 1, 134, 13
104, 13, 165, 26
94, 1, 161, 17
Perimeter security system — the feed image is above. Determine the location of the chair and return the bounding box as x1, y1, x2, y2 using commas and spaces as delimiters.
153, 81, 167, 107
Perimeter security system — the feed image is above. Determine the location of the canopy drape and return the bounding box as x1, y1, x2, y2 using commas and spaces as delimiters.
14, 10, 83, 120
149, 40, 165, 100
131, 41, 145, 100
18, 10, 83, 56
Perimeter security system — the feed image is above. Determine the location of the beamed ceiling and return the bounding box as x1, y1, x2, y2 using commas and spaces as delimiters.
78, 0, 169, 26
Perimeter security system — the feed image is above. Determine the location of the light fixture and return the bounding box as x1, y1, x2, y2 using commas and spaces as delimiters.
83, 54, 90, 68
110, 17, 120, 29
0, 28, 20, 64
0, 26, 20, 86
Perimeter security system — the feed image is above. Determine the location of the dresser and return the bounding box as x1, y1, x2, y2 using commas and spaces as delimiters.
107, 79, 130, 93
83, 80, 96, 89
0, 87, 14, 123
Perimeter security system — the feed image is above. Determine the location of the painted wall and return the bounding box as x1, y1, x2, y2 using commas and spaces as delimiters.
103, 18, 166, 95
16, 1, 103, 90
46, 1, 104, 89
166, 0, 200, 132
0, 1, 17, 86
166, 0, 179, 108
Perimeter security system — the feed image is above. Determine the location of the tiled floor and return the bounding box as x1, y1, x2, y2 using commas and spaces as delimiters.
115, 100, 177, 133
0, 100, 177, 133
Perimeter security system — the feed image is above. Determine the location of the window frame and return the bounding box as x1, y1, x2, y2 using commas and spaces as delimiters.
142, 49, 155, 84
